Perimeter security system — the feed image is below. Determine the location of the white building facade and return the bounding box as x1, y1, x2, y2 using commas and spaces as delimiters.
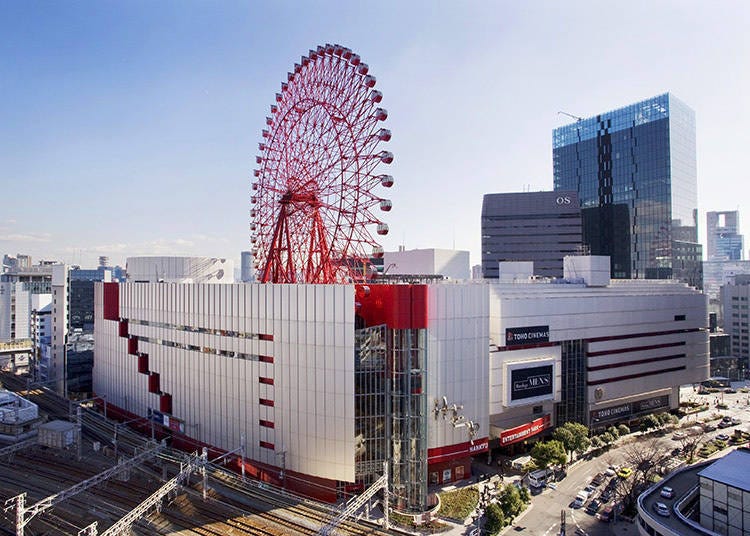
93, 259, 708, 512
383, 248, 470, 280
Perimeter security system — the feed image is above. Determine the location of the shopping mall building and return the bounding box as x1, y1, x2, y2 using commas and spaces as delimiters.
93, 256, 708, 513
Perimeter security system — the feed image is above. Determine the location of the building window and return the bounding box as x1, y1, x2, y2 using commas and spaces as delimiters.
674, 314, 686, 321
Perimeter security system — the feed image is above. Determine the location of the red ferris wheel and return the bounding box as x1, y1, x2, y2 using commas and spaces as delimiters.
252, 43, 394, 284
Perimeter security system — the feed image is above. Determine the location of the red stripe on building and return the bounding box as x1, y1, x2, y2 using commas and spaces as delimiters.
499, 415, 551, 447
355, 284, 428, 329
160, 393, 172, 414
427, 437, 489, 464
102, 282, 119, 321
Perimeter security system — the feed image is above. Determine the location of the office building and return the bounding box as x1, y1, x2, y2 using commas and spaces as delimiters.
481, 191, 582, 279
553, 93, 702, 288
637, 448, 750, 536
703, 259, 750, 321
707, 210, 743, 261
720, 274, 750, 378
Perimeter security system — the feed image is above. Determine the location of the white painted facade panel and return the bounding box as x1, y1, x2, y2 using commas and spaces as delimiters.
126, 256, 235, 284
384, 249, 470, 280
94, 282, 356, 482
426, 283, 488, 449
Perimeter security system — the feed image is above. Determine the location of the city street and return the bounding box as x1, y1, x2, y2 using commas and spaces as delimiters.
485, 382, 750, 536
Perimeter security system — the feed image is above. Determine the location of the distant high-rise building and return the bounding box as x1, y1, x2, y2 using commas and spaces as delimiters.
707, 210, 743, 261
553, 93, 702, 288
481, 191, 582, 279
240, 251, 255, 282
720, 274, 750, 378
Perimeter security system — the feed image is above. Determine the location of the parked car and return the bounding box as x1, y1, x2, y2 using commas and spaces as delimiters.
660, 486, 674, 499
653, 502, 670, 517
718, 420, 733, 429
717, 433, 730, 441
600, 489, 612, 502
591, 472, 606, 486
725, 388, 737, 394
617, 467, 633, 479
586, 499, 602, 515
672, 431, 687, 440
703, 423, 717, 432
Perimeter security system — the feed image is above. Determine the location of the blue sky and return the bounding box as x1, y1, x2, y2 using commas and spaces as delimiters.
2, 1, 749, 268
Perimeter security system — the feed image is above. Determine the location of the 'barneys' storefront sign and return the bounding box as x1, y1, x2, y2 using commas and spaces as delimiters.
510, 364, 553, 401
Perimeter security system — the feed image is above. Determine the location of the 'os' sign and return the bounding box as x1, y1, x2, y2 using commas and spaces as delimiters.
556, 196, 571, 205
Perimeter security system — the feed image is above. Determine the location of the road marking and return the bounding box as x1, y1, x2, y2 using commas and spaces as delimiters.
542, 523, 557, 536
569, 509, 588, 536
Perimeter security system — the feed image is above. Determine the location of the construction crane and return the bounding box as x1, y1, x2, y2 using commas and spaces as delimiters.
558, 111, 583, 122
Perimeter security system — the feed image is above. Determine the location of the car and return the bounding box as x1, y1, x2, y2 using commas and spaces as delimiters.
716, 433, 730, 441
703, 423, 717, 432
600, 489, 612, 502
718, 420, 733, 429
670, 447, 682, 456
572, 496, 585, 509
660, 486, 674, 499
617, 467, 633, 479
584, 484, 597, 495
672, 431, 687, 440
725, 388, 737, 394
586, 499, 602, 515
591, 472, 606, 486
653, 502, 670, 517
731, 417, 741, 425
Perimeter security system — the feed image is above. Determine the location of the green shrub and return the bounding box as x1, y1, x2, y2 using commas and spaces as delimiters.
484, 503, 506, 535
438, 487, 479, 521
617, 424, 631, 436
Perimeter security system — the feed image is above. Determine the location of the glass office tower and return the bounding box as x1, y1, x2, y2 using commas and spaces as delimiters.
553, 93, 702, 288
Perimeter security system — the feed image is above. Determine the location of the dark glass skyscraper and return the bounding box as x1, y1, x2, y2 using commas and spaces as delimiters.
553, 93, 702, 288
481, 191, 582, 279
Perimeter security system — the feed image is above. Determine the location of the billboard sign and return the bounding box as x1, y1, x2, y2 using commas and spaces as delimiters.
633, 395, 670, 414
500, 414, 551, 446
510, 364, 554, 401
505, 325, 550, 347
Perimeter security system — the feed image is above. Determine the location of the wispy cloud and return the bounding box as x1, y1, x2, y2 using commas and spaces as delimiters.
0, 232, 52, 242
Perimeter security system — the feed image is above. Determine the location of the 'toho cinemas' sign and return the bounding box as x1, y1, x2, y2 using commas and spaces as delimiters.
505, 325, 550, 347
510, 364, 554, 401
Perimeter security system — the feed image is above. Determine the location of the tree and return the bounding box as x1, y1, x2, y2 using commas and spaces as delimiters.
590, 435, 603, 449
484, 503, 506, 535
607, 425, 620, 440
616, 438, 673, 515
530, 440, 568, 469
498, 484, 525, 522
677, 427, 706, 461
553, 422, 591, 459
599, 432, 615, 445
640, 413, 661, 432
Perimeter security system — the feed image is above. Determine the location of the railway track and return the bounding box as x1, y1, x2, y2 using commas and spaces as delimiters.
0, 372, 398, 535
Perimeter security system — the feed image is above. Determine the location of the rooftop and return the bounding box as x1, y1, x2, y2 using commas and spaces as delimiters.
697, 448, 750, 492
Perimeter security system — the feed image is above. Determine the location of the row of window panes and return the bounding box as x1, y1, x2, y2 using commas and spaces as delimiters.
135, 335, 267, 362
128, 318, 269, 340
